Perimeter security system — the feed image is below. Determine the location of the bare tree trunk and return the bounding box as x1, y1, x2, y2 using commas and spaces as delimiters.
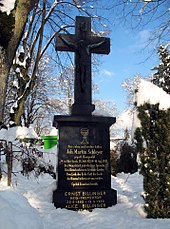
0, 48, 9, 121
0, 0, 38, 122
11, 0, 46, 125
10, 96, 26, 126
6, 143, 13, 186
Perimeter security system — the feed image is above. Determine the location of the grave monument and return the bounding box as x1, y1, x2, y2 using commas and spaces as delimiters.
53, 16, 117, 211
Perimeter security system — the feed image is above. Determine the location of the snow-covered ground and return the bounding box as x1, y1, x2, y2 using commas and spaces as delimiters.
1, 171, 170, 229
0, 79, 170, 229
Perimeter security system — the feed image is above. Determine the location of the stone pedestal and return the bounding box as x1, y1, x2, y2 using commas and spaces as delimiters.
53, 115, 117, 211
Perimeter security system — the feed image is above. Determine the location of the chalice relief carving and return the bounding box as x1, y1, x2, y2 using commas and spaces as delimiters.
80, 128, 89, 145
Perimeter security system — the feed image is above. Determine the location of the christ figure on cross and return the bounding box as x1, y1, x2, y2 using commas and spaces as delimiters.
59, 36, 107, 92
55, 16, 110, 115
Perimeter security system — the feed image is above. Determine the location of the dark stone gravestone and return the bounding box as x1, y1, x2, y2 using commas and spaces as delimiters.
53, 16, 117, 211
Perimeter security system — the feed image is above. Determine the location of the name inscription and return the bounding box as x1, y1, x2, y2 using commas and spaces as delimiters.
59, 144, 108, 188
64, 191, 107, 210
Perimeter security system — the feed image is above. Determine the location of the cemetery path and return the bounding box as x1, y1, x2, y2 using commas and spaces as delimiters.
10, 173, 169, 229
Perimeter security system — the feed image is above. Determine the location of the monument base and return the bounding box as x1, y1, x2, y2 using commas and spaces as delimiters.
53, 115, 117, 211
53, 189, 117, 211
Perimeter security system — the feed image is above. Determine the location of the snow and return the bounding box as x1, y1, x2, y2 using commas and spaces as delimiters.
0, 126, 38, 142
1, 76, 170, 227
10, 101, 18, 114
92, 109, 112, 117
41, 127, 58, 136
131, 109, 142, 137
135, 79, 170, 110
113, 109, 133, 130
129, 79, 170, 134
49, 127, 58, 136
0, 188, 43, 229
0, 0, 16, 15
110, 139, 116, 149
1, 172, 170, 229
13, 80, 19, 89
15, 49, 28, 68
1, 126, 170, 228
110, 80, 170, 133
113, 79, 170, 136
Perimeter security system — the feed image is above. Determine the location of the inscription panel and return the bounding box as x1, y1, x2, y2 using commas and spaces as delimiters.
53, 189, 117, 211
65, 190, 106, 210
57, 125, 111, 190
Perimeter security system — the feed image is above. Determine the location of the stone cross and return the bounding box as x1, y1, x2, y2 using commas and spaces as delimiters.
55, 16, 110, 115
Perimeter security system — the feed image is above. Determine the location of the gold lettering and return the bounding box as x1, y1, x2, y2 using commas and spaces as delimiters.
62, 144, 107, 188
66, 204, 78, 209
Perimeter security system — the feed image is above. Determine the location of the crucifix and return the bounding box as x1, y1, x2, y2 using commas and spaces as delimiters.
55, 16, 110, 115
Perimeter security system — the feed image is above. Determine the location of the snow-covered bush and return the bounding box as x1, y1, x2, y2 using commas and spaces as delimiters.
0, 126, 57, 184
134, 103, 170, 218
133, 45, 170, 218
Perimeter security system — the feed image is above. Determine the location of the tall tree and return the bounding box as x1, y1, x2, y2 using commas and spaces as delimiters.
54, 66, 74, 115
122, 74, 144, 110
93, 99, 116, 117
132, 48, 170, 217
0, 0, 38, 122
151, 44, 170, 94
107, 0, 169, 48
5, 0, 108, 126
134, 103, 170, 218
